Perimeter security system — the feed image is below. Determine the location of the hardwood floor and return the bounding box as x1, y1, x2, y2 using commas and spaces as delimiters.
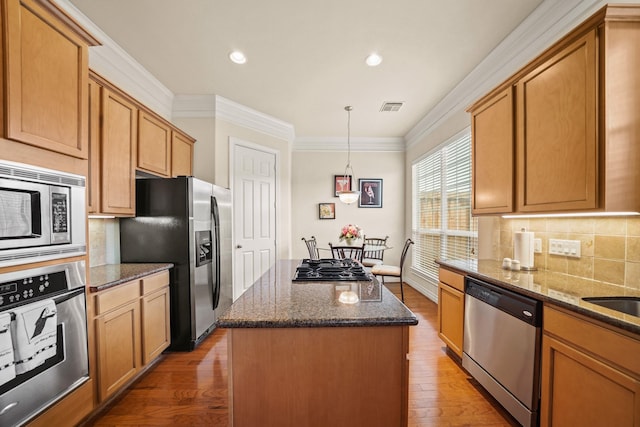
84, 284, 518, 427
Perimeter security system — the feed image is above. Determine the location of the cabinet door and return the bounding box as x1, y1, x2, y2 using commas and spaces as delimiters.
100, 88, 137, 215
95, 300, 141, 402
517, 31, 597, 212
4, 0, 88, 158
138, 111, 171, 177
437, 282, 464, 357
171, 131, 194, 177
141, 287, 171, 365
541, 335, 640, 427
87, 77, 101, 214
471, 87, 514, 214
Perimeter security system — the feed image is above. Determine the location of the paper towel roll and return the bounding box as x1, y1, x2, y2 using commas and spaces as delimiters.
513, 230, 535, 270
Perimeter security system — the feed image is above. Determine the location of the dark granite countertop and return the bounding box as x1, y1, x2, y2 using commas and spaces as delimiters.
217, 259, 418, 328
89, 263, 173, 292
437, 259, 640, 335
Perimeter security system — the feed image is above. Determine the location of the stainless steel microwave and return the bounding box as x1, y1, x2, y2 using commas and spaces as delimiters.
0, 160, 86, 267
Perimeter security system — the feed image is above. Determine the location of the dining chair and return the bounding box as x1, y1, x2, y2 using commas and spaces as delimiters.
371, 238, 414, 302
329, 243, 365, 262
301, 236, 320, 260
362, 235, 389, 268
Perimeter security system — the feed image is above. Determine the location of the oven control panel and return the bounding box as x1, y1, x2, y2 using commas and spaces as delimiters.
0, 270, 67, 307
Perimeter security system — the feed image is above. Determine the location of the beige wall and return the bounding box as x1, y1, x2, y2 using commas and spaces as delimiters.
173, 117, 215, 184
291, 150, 405, 263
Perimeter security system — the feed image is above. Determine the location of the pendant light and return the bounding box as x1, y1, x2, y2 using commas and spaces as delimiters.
337, 106, 360, 204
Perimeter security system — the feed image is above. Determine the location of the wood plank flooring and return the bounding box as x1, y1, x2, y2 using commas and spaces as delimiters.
83, 284, 518, 427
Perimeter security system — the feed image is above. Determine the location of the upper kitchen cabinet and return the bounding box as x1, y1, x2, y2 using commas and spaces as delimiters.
89, 72, 137, 216
517, 31, 597, 213
137, 111, 196, 178
171, 130, 195, 177
2, 0, 98, 159
471, 87, 514, 214
469, 4, 640, 215
137, 111, 171, 177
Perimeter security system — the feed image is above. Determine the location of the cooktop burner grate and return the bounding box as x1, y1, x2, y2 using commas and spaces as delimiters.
293, 258, 372, 282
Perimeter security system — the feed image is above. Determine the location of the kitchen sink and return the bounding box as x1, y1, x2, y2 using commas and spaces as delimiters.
582, 297, 640, 317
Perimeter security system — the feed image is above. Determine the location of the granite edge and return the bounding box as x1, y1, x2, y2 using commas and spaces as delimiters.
89, 263, 173, 292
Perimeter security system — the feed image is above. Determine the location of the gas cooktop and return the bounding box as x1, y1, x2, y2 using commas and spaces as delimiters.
293, 258, 372, 282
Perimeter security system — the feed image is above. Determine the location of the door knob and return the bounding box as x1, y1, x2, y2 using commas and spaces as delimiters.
236, 244, 243, 249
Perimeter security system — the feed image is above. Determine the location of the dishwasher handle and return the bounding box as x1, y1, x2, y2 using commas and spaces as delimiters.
465, 277, 542, 327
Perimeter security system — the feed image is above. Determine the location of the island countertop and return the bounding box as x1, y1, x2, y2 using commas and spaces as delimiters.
217, 259, 418, 328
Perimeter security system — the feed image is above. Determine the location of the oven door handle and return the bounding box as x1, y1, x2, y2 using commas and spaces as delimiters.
52, 288, 85, 305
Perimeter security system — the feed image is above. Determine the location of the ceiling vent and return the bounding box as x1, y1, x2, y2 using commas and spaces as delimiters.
380, 102, 404, 112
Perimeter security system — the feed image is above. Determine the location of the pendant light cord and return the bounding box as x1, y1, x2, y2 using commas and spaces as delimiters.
344, 105, 353, 178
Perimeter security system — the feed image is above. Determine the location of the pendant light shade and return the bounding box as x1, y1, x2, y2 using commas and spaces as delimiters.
337, 106, 360, 204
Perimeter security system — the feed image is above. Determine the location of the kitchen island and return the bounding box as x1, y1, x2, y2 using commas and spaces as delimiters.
217, 259, 418, 427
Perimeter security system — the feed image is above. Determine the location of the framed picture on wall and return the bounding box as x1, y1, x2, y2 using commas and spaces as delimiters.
319, 203, 336, 219
334, 175, 352, 197
358, 179, 383, 208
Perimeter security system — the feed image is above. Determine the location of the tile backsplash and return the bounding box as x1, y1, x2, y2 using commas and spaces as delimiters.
88, 218, 120, 267
496, 216, 640, 291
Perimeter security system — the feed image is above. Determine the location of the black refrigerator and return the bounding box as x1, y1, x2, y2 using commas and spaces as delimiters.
120, 177, 233, 351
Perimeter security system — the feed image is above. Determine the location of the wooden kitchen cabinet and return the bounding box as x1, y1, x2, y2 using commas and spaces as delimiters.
93, 270, 170, 403
541, 304, 640, 427
94, 281, 141, 401
437, 267, 465, 357
171, 130, 195, 177
517, 31, 597, 213
471, 87, 514, 214
2, 0, 97, 159
88, 72, 138, 216
468, 5, 640, 214
141, 272, 171, 364
137, 110, 171, 177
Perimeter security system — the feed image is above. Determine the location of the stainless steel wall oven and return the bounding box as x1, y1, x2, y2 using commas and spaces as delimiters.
0, 160, 86, 268
0, 260, 89, 426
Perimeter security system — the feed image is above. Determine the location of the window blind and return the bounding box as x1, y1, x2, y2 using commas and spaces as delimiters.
412, 129, 478, 282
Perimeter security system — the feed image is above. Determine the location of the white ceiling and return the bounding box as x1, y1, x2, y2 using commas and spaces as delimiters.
67, 0, 544, 140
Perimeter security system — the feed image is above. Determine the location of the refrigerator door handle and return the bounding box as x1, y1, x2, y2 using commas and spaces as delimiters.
211, 195, 222, 310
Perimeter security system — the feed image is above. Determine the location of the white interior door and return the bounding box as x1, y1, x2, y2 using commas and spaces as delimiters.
232, 141, 277, 299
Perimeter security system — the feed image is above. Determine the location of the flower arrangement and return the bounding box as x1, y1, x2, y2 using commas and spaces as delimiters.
339, 224, 362, 241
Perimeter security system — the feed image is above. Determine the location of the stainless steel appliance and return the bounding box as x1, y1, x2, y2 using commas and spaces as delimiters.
0, 160, 86, 267
293, 259, 372, 282
463, 276, 542, 427
0, 260, 89, 426
120, 177, 233, 351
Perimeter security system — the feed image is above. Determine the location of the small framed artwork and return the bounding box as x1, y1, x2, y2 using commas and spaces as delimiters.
334, 175, 352, 197
318, 203, 336, 219
358, 178, 383, 208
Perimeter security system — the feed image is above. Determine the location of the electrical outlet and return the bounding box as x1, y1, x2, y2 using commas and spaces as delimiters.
549, 239, 581, 258
534, 238, 542, 253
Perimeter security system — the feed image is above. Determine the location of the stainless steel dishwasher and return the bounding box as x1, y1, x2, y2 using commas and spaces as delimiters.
463, 276, 542, 427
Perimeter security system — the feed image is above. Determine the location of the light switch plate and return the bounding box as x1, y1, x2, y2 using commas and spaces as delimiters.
534, 238, 542, 253
549, 239, 581, 258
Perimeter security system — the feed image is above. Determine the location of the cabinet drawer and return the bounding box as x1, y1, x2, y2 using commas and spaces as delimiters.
95, 280, 140, 315
544, 304, 640, 375
141, 270, 170, 295
438, 268, 465, 292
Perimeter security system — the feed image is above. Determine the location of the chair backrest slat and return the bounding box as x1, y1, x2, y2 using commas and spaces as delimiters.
301, 236, 320, 260
329, 243, 365, 262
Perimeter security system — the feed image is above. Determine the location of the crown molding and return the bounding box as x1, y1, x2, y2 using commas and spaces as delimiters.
54, 0, 175, 120
293, 137, 405, 152
215, 96, 296, 142
405, 0, 603, 148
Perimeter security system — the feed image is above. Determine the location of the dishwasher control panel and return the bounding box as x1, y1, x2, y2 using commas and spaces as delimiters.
465, 277, 542, 326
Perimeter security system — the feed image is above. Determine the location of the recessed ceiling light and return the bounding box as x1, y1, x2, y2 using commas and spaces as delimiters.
229, 50, 247, 64
365, 53, 382, 67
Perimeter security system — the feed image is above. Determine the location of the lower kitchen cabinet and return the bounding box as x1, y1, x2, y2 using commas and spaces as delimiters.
541, 304, 640, 427
437, 267, 465, 357
93, 270, 170, 402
